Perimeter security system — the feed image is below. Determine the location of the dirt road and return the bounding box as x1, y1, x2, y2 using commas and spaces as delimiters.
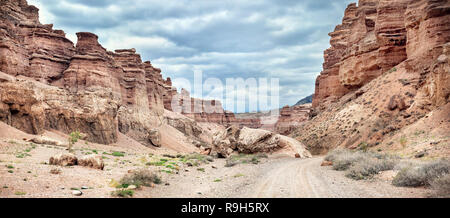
145, 156, 430, 198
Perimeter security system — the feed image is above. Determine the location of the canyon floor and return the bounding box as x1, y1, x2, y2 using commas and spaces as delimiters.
0, 123, 431, 198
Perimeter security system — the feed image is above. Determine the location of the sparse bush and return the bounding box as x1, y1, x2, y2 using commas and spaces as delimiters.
15, 191, 26, 196
112, 189, 134, 198
393, 159, 450, 187
251, 157, 260, 164
346, 158, 397, 180
357, 142, 369, 152
185, 153, 211, 164
255, 153, 269, 159
399, 136, 407, 147
119, 169, 162, 188
324, 149, 351, 162
331, 151, 367, 171
226, 153, 266, 167
388, 67, 397, 73
430, 174, 450, 198
68, 131, 81, 152
225, 159, 238, 167
234, 173, 245, 178
326, 148, 399, 175
112, 151, 125, 157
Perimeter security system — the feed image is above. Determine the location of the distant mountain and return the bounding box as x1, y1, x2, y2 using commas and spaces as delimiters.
294, 94, 314, 106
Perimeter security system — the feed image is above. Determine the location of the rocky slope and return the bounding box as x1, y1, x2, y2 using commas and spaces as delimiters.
296, 0, 450, 157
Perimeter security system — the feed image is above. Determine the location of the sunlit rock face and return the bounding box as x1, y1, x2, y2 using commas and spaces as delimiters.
301, 0, 450, 155
313, 0, 428, 108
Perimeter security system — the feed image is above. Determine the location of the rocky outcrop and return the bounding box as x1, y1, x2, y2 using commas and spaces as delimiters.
211, 126, 312, 158
167, 88, 242, 126
299, 0, 450, 155
62, 32, 121, 96
0, 74, 120, 144
49, 153, 77, 167
0, 0, 75, 83
313, 0, 413, 108
78, 154, 104, 170
0, 0, 176, 145
275, 104, 312, 135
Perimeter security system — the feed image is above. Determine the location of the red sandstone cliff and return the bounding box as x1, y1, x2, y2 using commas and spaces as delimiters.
298, 0, 450, 156
0, 0, 260, 145
0, 0, 177, 145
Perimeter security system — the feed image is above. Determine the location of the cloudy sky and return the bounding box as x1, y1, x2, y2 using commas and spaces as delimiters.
28, 0, 354, 112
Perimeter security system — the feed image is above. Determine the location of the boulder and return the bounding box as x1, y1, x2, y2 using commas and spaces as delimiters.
148, 129, 161, 147
78, 154, 104, 170
49, 153, 78, 166
212, 126, 312, 158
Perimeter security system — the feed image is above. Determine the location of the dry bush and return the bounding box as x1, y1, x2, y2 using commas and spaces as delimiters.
346, 158, 397, 180
331, 151, 368, 171
430, 174, 450, 198
326, 149, 399, 176
225, 159, 238, 167
324, 149, 351, 162
120, 169, 162, 188
392, 159, 450, 187
50, 168, 62, 175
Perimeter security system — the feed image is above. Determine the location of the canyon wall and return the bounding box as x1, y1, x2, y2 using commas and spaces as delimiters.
0, 0, 176, 145
313, 0, 412, 108
0, 0, 270, 145
299, 0, 450, 155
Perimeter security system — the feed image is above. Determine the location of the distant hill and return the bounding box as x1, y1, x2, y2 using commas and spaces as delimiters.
294, 94, 314, 106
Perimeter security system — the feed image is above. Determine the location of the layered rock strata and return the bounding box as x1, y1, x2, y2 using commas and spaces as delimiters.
299, 0, 450, 155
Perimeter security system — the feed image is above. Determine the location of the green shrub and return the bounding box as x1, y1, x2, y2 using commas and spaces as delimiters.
112, 152, 125, 157
393, 159, 450, 187
68, 131, 81, 152
14, 191, 26, 196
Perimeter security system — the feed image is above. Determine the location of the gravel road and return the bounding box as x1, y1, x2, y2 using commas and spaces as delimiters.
143, 156, 430, 198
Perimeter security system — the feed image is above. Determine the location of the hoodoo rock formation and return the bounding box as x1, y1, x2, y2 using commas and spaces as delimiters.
0, 0, 172, 145
297, 0, 450, 156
